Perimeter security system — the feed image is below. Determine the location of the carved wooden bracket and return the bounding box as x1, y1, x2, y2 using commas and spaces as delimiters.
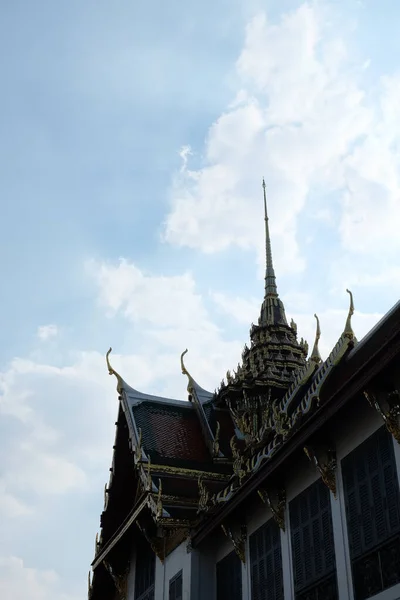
103, 560, 129, 599
304, 445, 337, 497
364, 389, 400, 444
258, 487, 286, 531
197, 475, 210, 513
136, 522, 166, 563
221, 522, 247, 564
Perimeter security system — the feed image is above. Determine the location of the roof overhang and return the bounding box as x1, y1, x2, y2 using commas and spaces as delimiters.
92, 494, 147, 570
191, 301, 400, 548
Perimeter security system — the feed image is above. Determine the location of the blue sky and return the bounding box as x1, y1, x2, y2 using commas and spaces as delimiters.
1, 0, 400, 598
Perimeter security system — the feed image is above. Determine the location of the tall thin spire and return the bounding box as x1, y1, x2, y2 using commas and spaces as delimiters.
263, 179, 278, 297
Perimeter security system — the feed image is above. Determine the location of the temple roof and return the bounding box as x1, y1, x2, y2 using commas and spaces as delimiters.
131, 400, 211, 467
89, 183, 386, 598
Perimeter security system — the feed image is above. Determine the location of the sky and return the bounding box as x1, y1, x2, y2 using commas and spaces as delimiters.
1, 0, 400, 597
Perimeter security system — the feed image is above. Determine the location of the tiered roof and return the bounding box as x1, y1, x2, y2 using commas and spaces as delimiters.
88, 181, 399, 599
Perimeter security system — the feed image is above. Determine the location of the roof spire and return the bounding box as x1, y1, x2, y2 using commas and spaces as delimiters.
263, 178, 278, 297
258, 180, 287, 326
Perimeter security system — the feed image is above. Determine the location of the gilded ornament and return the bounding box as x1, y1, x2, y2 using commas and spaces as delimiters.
344, 289, 356, 340
197, 475, 210, 513
310, 314, 322, 364
146, 457, 152, 490
258, 487, 286, 531
180, 348, 194, 394
230, 436, 246, 483
290, 318, 298, 334
212, 421, 221, 457
364, 389, 400, 444
105, 347, 125, 394
134, 428, 143, 463
156, 479, 163, 520
221, 523, 247, 564
272, 402, 290, 437
304, 445, 337, 497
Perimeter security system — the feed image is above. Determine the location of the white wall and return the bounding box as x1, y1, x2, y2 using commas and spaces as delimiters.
154, 539, 192, 600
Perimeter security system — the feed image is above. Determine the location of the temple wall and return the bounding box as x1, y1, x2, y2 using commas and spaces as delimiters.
130, 405, 400, 600
193, 405, 400, 600
154, 539, 192, 600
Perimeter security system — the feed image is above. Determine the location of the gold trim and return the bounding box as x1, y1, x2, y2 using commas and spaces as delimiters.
198, 475, 210, 513
106, 347, 125, 394
258, 487, 286, 531
181, 348, 194, 393
156, 479, 163, 520
304, 446, 337, 497
213, 421, 221, 457
310, 314, 322, 363
134, 428, 143, 463
221, 523, 247, 564
344, 289, 355, 339
148, 462, 230, 481
364, 389, 400, 444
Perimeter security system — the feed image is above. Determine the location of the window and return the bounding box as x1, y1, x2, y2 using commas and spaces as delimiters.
342, 426, 400, 600
216, 550, 242, 600
290, 478, 337, 600
249, 517, 283, 600
134, 542, 155, 600
169, 570, 183, 600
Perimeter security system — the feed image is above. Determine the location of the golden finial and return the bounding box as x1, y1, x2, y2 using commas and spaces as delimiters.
344, 289, 355, 339
156, 479, 163, 519
180, 348, 194, 393
146, 456, 152, 491
310, 314, 322, 363
213, 421, 221, 457
134, 428, 143, 463
106, 348, 125, 394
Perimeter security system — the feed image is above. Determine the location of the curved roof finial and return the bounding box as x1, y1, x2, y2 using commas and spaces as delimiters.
310, 314, 322, 363
106, 347, 125, 394
344, 289, 355, 339
181, 348, 194, 393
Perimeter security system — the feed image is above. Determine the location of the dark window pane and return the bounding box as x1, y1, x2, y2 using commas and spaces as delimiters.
289, 479, 337, 600
135, 542, 155, 600
250, 518, 284, 600
216, 550, 242, 600
169, 570, 182, 600
342, 426, 400, 600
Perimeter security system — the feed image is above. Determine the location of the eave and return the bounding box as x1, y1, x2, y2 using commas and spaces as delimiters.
92, 494, 148, 569
191, 302, 400, 548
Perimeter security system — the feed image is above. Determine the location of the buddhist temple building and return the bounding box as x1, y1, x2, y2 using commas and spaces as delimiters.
88, 181, 400, 600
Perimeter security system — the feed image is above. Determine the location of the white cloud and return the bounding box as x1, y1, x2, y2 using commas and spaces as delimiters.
88, 258, 242, 392
0, 557, 79, 600
210, 291, 260, 324
164, 2, 400, 295
0, 351, 117, 599
37, 325, 58, 341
